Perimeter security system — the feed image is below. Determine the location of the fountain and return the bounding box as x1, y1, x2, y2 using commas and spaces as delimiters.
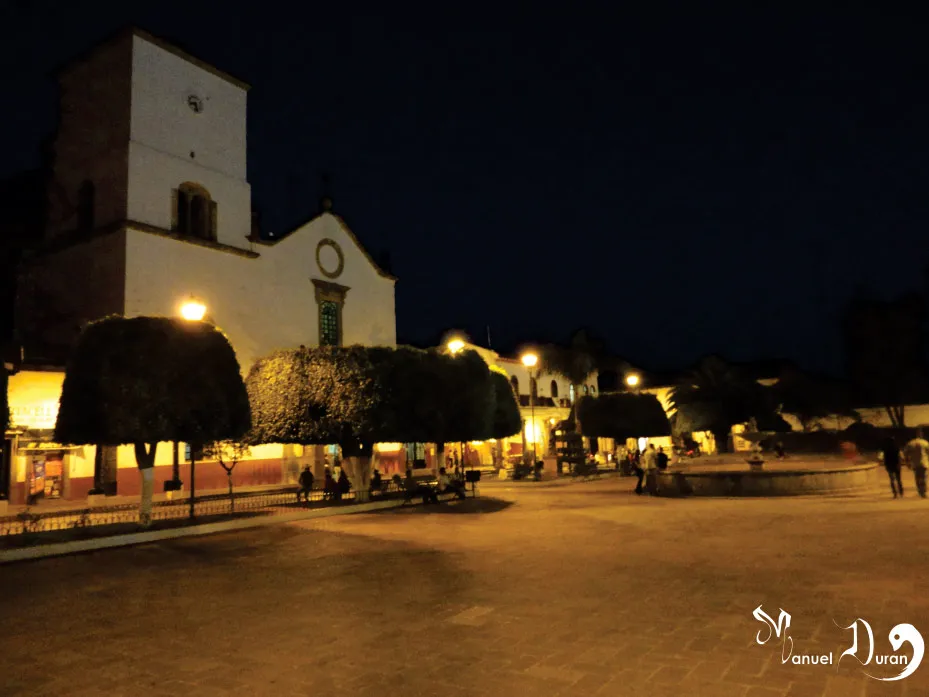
654, 452, 880, 497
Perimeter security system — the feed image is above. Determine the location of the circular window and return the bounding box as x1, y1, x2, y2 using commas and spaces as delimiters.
316, 238, 345, 279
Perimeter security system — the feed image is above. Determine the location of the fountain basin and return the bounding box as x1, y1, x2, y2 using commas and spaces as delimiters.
654, 458, 880, 497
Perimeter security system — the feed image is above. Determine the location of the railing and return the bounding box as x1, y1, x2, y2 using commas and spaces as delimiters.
0, 480, 426, 538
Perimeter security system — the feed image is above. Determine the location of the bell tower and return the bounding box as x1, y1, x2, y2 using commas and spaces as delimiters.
46, 27, 253, 249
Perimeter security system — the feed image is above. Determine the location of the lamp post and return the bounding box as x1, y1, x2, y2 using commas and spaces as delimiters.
625, 373, 641, 390
179, 296, 206, 518
446, 336, 466, 476
521, 352, 539, 467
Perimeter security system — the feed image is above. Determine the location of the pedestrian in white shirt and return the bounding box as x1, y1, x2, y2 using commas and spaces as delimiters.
642, 444, 659, 495
904, 428, 929, 499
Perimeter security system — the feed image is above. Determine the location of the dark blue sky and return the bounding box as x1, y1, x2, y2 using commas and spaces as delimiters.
2, 4, 927, 373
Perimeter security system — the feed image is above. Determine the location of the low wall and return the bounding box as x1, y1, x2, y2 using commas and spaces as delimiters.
655, 461, 881, 497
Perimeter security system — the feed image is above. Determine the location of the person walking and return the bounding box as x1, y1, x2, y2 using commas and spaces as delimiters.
644, 444, 660, 494
904, 429, 929, 498
297, 465, 314, 503
633, 452, 646, 495
881, 436, 904, 498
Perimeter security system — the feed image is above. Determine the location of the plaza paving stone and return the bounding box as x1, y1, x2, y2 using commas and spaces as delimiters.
1, 478, 928, 696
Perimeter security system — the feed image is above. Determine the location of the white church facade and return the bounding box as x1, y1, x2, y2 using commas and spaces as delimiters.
7, 28, 396, 504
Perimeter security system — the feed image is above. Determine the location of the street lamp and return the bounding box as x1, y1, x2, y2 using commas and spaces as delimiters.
180, 296, 207, 321
178, 296, 207, 517
521, 351, 539, 467
625, 373, 641, 389
446, 336, 468, 473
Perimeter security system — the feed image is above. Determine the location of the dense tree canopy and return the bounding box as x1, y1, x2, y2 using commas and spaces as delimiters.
668, 356, 777, 452
539, 329, 602, 393
843, 292, 929, 427
54, 315, 249, 526
770, 367, 858, 431
489, 369, 522, 439
0, 367, 8, 433
55, 316, 250, 448
577, 392, 671, 440
246, 345, 497, 452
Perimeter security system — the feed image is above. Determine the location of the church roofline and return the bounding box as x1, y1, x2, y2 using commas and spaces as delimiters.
261, 212, 398, 281
53, 26, 251, 92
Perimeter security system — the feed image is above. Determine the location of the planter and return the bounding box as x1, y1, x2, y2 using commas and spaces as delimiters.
746, 458, 765, 470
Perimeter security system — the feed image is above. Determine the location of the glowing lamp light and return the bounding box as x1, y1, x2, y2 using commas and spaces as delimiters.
447, 338, 465, 354
521, 352, 538, 368
180, 297, 207, 321
625, 373, 641, 388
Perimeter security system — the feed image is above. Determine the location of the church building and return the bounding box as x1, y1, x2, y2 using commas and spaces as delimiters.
6, 28, 397, 505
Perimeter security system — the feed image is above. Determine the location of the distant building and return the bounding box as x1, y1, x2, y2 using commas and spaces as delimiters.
5, 28, 397, 504
435, 340, 600, 468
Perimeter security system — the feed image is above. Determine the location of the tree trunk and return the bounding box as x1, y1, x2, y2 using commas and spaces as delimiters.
711, 428, 730, 454
435, 442, 446, 476
134, 442, 158, 527
343, 455, 371, 502
89, 445, 104, 495
573, 385, 586, 453
228, 472, 235, 513
886, 405, 906, 429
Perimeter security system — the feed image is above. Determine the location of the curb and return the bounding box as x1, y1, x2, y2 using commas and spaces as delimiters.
0, 498, 405, 565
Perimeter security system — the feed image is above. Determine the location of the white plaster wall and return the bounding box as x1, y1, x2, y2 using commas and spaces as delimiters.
124, 230, 283, 373
496, 359, 597, 402
126, 141, 252, 248
124, 215, 396, 374
261, 214, 397, 347
129, 35, 247, 181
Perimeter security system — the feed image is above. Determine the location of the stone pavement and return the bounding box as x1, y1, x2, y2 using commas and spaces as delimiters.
1, 478, 928, 696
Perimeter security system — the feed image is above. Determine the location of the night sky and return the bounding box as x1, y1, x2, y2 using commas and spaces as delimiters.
2, 5, 927, 374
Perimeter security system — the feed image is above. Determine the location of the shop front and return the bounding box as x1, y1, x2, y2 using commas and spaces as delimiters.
4, 368, 96, 505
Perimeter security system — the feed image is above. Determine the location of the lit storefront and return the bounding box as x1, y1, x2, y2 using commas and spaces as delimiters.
5, 368, 94, 505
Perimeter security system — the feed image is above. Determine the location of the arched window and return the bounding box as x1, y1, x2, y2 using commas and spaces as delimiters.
510, 375, 519, 395
174, 182, 217, 241
550, 380, 559, 399
569, 384, 575, 403
583, 385, 589, 395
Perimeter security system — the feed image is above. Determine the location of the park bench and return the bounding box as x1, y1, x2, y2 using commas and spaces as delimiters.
398, 478, 465, 506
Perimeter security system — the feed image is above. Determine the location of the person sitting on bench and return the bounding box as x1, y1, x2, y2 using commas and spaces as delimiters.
437, 467, 466, 499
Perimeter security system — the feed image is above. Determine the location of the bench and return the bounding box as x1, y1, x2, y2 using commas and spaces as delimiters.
400, 480, 466, 506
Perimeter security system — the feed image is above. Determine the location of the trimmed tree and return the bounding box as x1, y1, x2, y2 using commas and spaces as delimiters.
770, 368, 858, 432
247, 345, 497, 498
843, 292, 929, 428
539, 329, 602, 444
488, 367, 522, 469
201, 440, 251, 512
55, 316, 251, 526
0, 366, 8, 433
489, 369, 522, 439
439, 349, 495, 471
668, 356, 774, 453
577, 392, 671, 442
